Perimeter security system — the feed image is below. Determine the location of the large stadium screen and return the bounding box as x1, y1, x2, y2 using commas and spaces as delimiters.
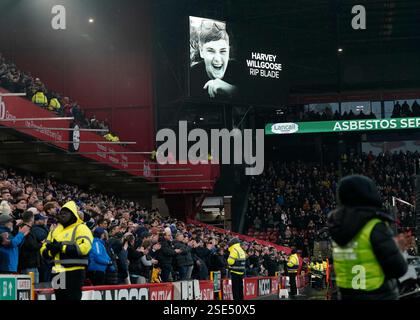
189, 16, 289, 105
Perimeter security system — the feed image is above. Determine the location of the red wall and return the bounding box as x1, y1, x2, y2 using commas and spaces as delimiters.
0, 0, 155, 152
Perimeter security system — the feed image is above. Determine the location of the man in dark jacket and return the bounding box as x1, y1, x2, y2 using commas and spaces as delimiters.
328, 175, 408, 300
210, 247, 228, 277
32, 214, 50, 283
19, 211, 42, 283
173, 233, 193, 280
156, 233, 181, 282
246, 249, 260, 276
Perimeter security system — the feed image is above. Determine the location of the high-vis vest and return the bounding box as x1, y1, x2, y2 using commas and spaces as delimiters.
32, 92, 48, 106
332, 218, 385, 291
48, 98, 61, 111
40, 201, 93, 273
287, 253, 299, 273
227, 243, 246, 275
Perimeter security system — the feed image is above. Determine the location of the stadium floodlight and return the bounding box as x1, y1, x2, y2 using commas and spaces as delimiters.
0, 117, 74, 121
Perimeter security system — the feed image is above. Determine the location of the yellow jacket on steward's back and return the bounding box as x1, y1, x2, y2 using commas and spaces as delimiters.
40, 201, 93, 273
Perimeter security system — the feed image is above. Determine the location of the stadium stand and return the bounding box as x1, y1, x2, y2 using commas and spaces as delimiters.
0, 53, 119, 141
0, 166, 293, 287
245, 151, 418, 258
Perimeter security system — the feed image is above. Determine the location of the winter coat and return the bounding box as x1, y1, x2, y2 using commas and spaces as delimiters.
19, 229, 42, 269
88, 238, 111, 272
0, 225, 25, 272
173, 240, 194, 267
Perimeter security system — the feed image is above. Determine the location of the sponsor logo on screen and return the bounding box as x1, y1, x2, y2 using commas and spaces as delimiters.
271, 123, 299, 134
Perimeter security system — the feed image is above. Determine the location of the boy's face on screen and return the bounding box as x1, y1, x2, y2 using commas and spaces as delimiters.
200, 39, 230, 80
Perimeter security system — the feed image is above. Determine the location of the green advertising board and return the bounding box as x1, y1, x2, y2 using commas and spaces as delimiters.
265, 117, 420, 135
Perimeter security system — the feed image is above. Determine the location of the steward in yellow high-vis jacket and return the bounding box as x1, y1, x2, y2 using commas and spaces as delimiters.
287, 249, 300, 297
40, 201, 93, 300
328, 175, 408, 300
227, 238, 246, 300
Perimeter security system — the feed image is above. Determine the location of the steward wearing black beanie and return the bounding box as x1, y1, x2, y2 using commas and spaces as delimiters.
328, 175, 407, 300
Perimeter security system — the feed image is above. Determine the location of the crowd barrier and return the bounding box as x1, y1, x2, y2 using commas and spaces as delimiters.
187, 219, 292, 254
33, 274, 307, 300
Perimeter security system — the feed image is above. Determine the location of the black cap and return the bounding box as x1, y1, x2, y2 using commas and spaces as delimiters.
337, 175, 382, 208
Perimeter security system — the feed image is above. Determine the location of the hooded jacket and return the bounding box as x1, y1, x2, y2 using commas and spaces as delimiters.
40, 201, 93, 273
88, 237, 111, 272
0, 225, 25, 272
328, 175, 408, 300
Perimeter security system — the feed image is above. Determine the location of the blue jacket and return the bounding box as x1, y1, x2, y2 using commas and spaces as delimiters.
88, 237, 111, 272
0, 225, 25, 272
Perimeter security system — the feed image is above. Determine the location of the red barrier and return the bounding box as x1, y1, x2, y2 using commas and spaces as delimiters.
35, 276, 290, 300
243, 277, 259, 300
148, 283, 173, 300
187, 219, 291, 254
77, 130, 154, 181
158, 163, 220, 192
222, 279, 233, 300
198, 280, 214, 300
279, 276, 287, 289
1, 87, 154, 181
35, 283, 173, 300
270, 276, 279, 295
1, 87, 69, 150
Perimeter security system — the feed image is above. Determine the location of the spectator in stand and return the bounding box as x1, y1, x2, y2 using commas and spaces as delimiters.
87, 227, 112, 286
61, 97, 72, 117
32, 213, 50, 283
138, 244, 158, 283
210, 246, 227, 277
173, 232, 194, 280
0, 214, 30, 273
12, 198, 27, 221
156, 232, 181, 282
19, 211, 42, 283
401, 101, 411, 117
0, 200, 12, 216
412, 100, 420, 116
245, 248, 259, 276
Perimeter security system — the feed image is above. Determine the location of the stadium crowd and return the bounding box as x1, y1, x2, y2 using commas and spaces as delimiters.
0, 53, 120, 142
246, 151, 418, 257
274, 100, 420, 123
0, 166, 291, 287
